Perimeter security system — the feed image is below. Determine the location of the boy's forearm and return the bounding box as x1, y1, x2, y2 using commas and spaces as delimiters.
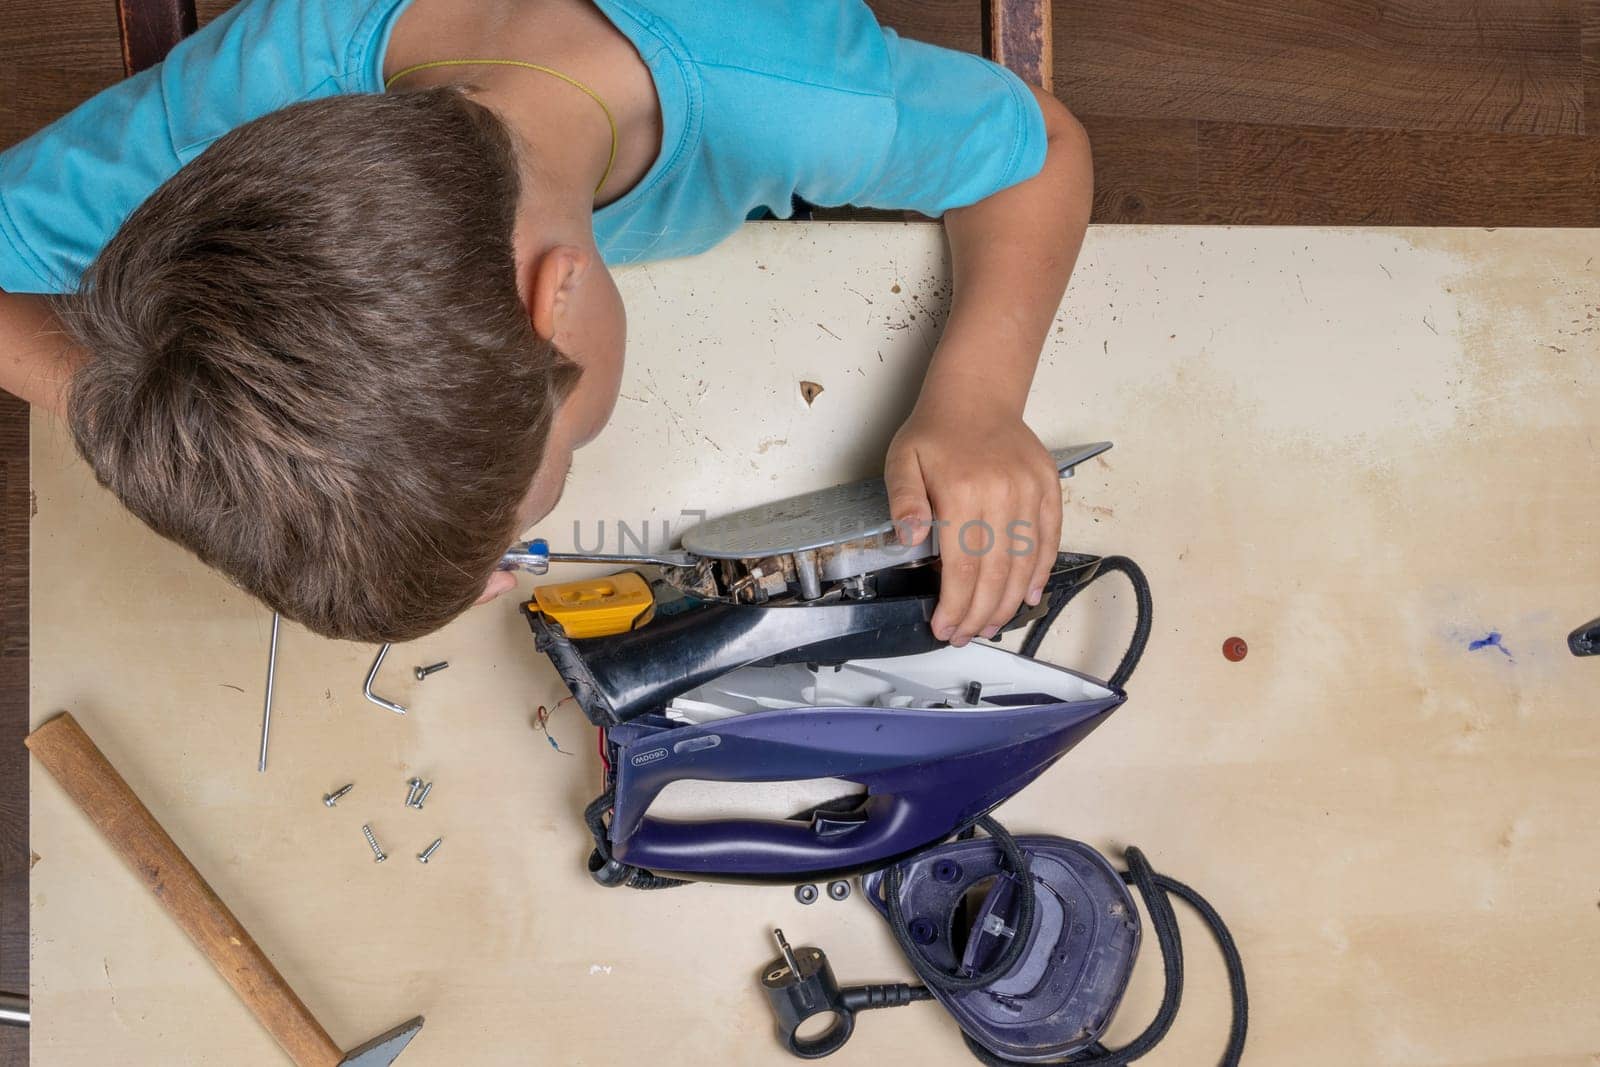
923, 89, 1092, 414
0, 291, 80, 417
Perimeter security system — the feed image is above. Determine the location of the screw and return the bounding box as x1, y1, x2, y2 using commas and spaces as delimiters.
794, 883, 818, 905
412, 781, 434, 810
417, 838, 443, 864
404, 778, 422, 807
322, 783, 354, 808
361, 824, 387, 863
827, 879, 851, 901
413, 661, 450, 681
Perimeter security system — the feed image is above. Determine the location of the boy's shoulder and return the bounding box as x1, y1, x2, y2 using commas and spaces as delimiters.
0, 0, 402, 293
592, 0, 1046, 263
613, 0, 894, 90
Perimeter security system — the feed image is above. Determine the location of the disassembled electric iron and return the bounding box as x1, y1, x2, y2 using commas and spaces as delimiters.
512, 443, 1247, 1064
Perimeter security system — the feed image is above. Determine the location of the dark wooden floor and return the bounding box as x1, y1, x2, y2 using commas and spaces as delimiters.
870, 0, 1600, 225
0, 395, 24, 1066
2, 0, 1598, 1059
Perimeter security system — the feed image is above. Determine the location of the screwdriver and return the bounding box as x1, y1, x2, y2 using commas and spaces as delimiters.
498, 538, 695, 575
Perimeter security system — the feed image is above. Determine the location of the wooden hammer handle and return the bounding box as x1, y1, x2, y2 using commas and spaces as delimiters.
26, 712, 343, 1067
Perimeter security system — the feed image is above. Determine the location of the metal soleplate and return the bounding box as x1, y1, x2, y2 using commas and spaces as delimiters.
680, 443, 1111, 561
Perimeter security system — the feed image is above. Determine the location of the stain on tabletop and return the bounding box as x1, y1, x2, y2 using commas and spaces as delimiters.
1467, 631, 1512, 659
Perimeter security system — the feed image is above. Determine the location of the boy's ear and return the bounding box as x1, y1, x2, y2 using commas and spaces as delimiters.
526, 245, 591, 343
475, 569, 517, 605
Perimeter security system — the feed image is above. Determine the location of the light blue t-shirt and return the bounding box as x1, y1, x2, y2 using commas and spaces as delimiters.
0, 0, 1047, 294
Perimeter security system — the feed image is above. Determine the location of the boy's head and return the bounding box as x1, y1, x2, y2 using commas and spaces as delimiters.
61, 89, 626, 642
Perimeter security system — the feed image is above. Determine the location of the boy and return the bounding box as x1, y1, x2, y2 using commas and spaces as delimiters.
0, 0, 1093, 646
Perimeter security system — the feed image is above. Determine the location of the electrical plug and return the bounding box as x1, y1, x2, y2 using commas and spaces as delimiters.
760, 929, 930, 1059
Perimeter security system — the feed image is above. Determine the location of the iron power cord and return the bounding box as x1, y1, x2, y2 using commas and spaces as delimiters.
1019, 554, 1153, 689
583, 791, 689, 890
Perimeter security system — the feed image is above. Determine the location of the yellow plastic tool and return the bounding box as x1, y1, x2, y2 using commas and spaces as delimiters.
528, 572, 655, 639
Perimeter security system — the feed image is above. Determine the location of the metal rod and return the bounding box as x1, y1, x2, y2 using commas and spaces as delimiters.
363, 643, 406, 715
544, 550, 697, 567
772, 929, 811, 1008
498, 539, 696, 576
257, 611, 280, 773
773, 928, 801, 978
0, 992, 28, 1028
794, 549, 823, 600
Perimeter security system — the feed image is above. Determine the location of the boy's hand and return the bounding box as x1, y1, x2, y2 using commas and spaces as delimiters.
886, 392, 1062, 646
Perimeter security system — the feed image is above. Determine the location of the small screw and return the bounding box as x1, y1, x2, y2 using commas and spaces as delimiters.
414, 661, 450, 681
404, 778, 422, 807
322, 783, 354, 808
418, 838, 443, 864
412, 781, 434, 810
361, 824, 386, 863
827, 879, 851, 901
794, 883, 818, 905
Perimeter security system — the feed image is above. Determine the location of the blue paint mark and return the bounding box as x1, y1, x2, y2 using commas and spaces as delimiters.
1467, 631, 1512, 658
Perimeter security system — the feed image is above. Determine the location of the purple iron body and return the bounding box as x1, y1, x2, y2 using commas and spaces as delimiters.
604, 684, 1122, 881
529, 553, 1126, 883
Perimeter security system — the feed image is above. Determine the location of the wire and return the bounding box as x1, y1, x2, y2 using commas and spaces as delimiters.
384, 59, 619, 195
534, 700, 576, 755
1019, 555, 1152, 690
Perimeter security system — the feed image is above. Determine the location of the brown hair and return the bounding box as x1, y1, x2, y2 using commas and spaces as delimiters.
60, 89, 580, 642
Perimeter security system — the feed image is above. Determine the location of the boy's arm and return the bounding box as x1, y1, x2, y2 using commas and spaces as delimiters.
885, 88, 1092, 646
0, 291, 80, 416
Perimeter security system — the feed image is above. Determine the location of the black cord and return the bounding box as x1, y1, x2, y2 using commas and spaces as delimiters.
884, 815, 1037, 992
583, 791, 690, 890
1152, 873, 1249, 1065
1020, 555, 1153, 690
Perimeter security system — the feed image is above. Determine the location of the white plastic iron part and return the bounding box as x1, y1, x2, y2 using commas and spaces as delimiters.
649, 643, 1115, 823
664, 642, 1114, 724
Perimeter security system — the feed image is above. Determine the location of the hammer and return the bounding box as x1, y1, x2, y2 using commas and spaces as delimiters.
26, 712, 423, 1066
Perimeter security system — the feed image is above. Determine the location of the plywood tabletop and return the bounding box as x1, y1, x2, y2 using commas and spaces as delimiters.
27, 222, 1600, 1065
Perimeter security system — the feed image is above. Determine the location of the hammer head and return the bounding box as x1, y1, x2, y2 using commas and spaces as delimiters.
340, 1016, 424, 1066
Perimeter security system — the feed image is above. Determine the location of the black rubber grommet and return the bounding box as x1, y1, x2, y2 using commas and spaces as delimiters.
587, 849, 632, 887
827, 879, 851, 901
795, 883, 820, 905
